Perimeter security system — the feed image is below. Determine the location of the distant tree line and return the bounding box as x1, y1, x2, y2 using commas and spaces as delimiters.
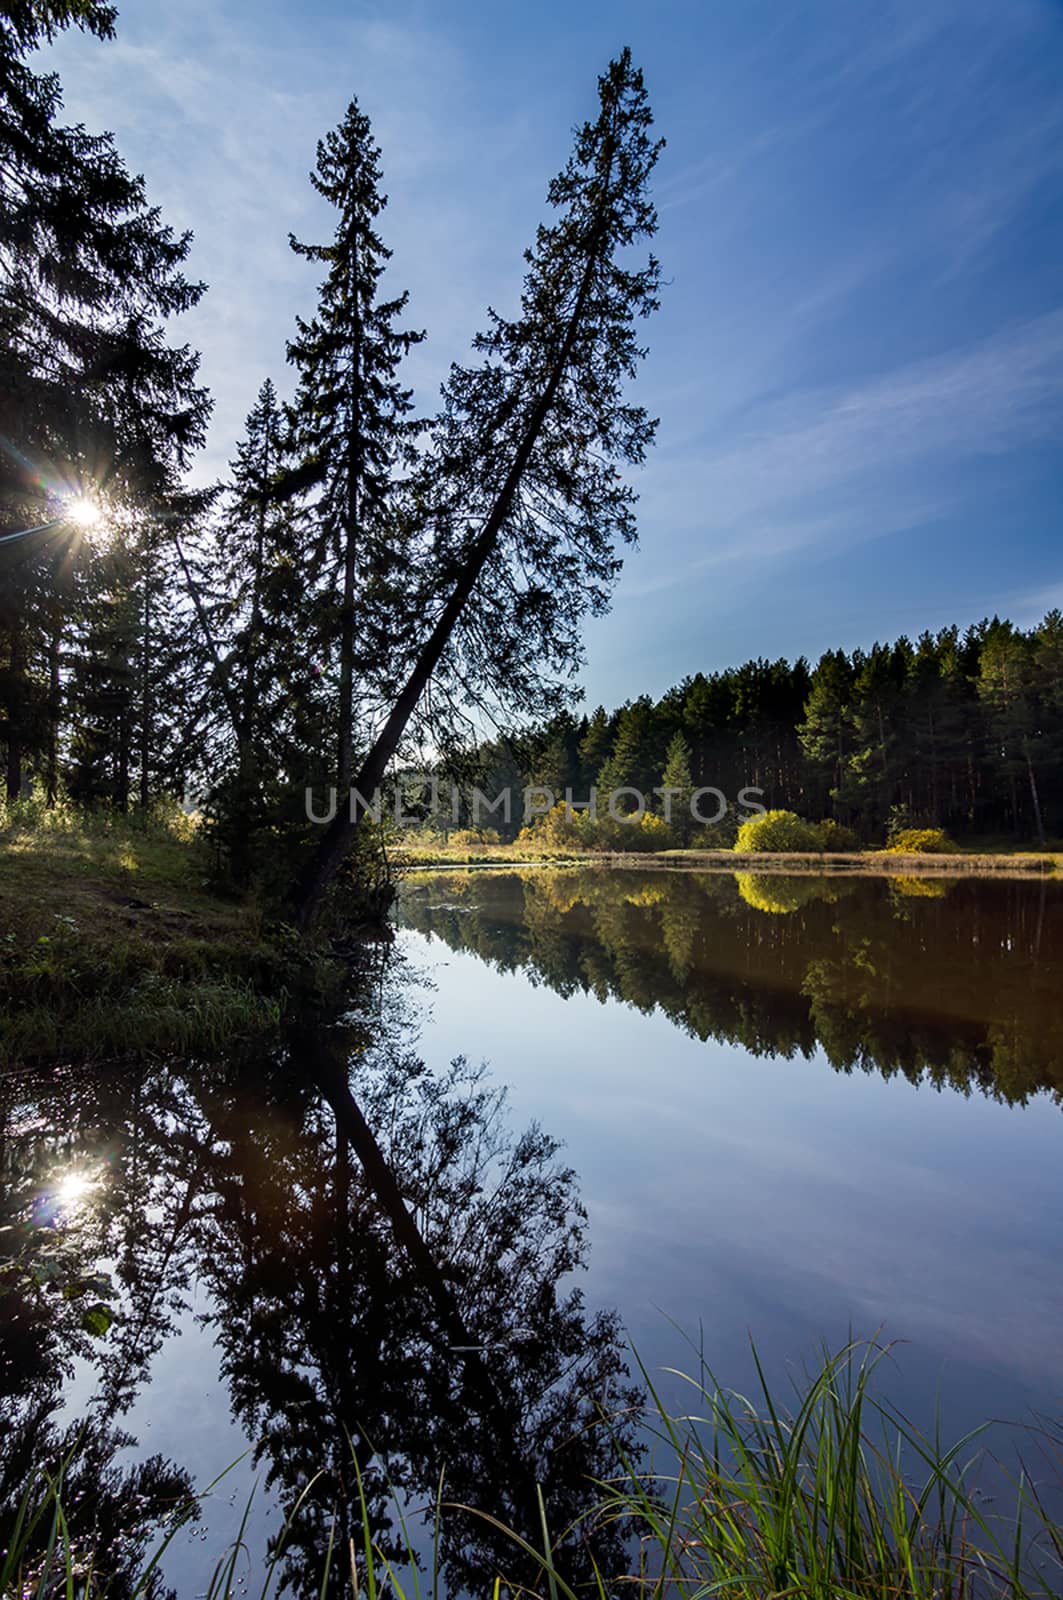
452, 615, 1063, 845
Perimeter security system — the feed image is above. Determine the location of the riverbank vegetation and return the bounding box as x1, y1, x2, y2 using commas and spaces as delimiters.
0, 795, 291, 1063
6, 1343, 1062, 1599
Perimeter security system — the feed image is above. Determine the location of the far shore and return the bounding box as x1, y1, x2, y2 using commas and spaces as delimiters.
400, 844, 1061, 878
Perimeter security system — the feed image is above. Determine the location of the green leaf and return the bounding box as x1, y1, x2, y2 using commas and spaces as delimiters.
80, 1303, 114, 1337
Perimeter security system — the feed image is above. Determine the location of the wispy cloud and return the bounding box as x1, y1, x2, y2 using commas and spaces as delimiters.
626, 309, 1063, 595
48, 0, 544, 480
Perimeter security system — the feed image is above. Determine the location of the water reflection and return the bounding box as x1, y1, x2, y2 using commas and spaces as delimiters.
3, 867, 1059, 1591
0, 963, 639, 1595
397, 868, 1063, 1106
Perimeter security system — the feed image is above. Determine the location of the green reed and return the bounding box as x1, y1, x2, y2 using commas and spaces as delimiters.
3, 1343, 1060, 1599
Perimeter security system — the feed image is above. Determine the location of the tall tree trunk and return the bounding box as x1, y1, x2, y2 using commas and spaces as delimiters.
117, 702, 130, 812
1024, 741, 1046, 847
291, 195, 611, 931
5, 624, 24, 801
45, 614, 61, 806
338, 241, 362, 794
927, 702, 939, 823
139, 559, 151, 810
231, 451, 270, 886
174, 531, 243, 734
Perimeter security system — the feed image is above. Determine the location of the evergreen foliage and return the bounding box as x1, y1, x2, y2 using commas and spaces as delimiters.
3, 7, 1062, 919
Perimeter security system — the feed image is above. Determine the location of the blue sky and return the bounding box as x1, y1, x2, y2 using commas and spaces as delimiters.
48, 0, 1063, 708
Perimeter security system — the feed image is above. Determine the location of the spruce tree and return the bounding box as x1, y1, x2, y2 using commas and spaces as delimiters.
286, 101, 424, 791
658, 729, 695, 839
0, 0, 210, 798
202, 380, 332, 880
597, 696, 660, 809
293, 50, 663, 926
799, 650, 856, 823
578, 705, 613, 790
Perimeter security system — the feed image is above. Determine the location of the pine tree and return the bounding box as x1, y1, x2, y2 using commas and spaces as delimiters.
597, 697, 660, 812
978, 620, 1045, 844
0, 0, 209, 798
578, 705, 613, 791
842, 641, 910, 833
293, 50, 663, 926
287, 100, 424, 791
657, 729, 694, 839
799, 650, 856, 823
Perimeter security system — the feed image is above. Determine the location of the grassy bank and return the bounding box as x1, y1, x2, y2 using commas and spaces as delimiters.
0, 799, 291, 1064
6, 1343, 1061, 1598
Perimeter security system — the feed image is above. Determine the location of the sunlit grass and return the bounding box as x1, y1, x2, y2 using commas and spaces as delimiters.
0, 793, 290, 1065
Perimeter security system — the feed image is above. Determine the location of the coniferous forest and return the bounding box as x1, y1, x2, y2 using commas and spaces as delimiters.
3, 7, 1063, 1599
1, 7, 663, 920
466, 613, 1063, 847
3, 3, 1062, 912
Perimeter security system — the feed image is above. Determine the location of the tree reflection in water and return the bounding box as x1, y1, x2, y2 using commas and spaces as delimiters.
399, 868, 1063, 1106
0, 946, 640, 1595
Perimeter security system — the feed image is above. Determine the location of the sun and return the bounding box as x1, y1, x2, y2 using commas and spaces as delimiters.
67, 496, 102, 532
54, 1170, 97, 1207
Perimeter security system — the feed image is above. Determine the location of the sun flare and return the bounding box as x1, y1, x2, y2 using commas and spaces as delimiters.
54, 1170, 96, 1207
67, 496, 102, 532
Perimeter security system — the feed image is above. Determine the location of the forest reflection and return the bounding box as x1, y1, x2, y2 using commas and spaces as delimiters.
0, 957, 638, 1596
398, 868, 1063, 1107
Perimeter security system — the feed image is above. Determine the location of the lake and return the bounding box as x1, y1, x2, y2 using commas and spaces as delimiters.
3, 866, 1062, 1592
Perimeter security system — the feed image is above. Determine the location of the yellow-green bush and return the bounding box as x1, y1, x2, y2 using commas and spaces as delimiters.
734, 809, 822, 853
519, 803, 677, 853
517, 803, 584, 851
630, 812, 677, 850
886, 827, 955, 854
447, 827, 502, 848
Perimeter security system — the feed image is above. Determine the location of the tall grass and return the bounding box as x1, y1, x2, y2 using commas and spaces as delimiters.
4, 1344, 1060, 1599
604, 1340, 1063, 1600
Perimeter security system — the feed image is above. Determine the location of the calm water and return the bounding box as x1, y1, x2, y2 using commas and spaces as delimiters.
3, 867, 1062, 1592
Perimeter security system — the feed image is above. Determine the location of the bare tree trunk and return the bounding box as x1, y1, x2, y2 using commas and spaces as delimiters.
46, 614, 61, 806
1024, 742, 1046, 847
291, 213, 609, 931
5, 624, 23, 801
139, 561, 151, 810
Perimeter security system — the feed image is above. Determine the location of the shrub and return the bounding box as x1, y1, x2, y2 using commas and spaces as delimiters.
886, 827, 955, 854
690, 813, 739, 850
447, 827, 501, 848
521, 804, 677, 853
885, 803, 917, 845
815, 818, 860, 852
629, 812, 676, 851
734, 809, 822, 853
517, 803, 585, 851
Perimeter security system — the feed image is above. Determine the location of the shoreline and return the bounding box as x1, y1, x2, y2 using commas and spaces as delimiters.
400, 846, 1061, 878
